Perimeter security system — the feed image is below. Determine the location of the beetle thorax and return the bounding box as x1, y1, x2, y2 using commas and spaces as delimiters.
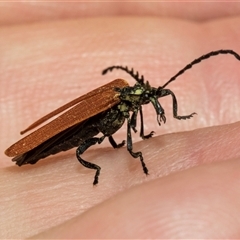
119, 82, 158, 106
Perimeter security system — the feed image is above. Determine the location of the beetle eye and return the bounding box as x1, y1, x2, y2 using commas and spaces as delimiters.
142, 93, 150, 103
144, 93, 149, 99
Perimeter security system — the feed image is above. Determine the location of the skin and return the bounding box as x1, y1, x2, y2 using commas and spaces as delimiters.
1, 2, 240, 239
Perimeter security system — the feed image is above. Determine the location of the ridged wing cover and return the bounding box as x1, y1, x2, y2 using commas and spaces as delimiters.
5, 79, 129, 157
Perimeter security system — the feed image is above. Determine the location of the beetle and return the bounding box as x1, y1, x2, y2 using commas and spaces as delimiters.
5, 49, 240, 185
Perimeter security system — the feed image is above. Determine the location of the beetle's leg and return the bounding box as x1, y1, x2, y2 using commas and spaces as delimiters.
76, 136, 105, 185
108, 135, 125, 148
139, 106, 155, 139
130, 110, 138, 133
160, 89, 196, 120
127, 118, 149, 175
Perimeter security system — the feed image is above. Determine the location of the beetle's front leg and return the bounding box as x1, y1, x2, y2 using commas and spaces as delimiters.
130, 106, 154, 139
161, 89, 196, 120
139, 106, 154, 139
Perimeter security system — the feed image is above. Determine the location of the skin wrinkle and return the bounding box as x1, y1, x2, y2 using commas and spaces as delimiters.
30, 158, 240, 239
1, 2, 240, 24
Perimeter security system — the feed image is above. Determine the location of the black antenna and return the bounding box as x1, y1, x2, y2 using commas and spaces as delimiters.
162, 49, 240, 88
102, 65, 145, 84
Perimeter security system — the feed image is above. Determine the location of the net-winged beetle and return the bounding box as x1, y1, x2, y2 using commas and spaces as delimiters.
5, 49, 240, 185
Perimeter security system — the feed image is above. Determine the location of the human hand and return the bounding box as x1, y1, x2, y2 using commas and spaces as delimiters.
1, 2, 240, 238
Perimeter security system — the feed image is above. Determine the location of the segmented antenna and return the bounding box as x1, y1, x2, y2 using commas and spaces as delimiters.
162, 49, 240, 88
102, 65, 145, 84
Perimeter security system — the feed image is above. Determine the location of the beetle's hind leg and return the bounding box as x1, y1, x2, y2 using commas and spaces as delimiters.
76, 136, 105, 185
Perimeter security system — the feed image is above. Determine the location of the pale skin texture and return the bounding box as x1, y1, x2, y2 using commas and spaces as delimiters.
1, 2, 240, 239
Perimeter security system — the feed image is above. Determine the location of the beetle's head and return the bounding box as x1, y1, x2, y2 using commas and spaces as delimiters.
138, 81, 167, 125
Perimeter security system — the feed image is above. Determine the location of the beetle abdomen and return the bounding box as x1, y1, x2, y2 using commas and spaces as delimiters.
13, 120, 100, 166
